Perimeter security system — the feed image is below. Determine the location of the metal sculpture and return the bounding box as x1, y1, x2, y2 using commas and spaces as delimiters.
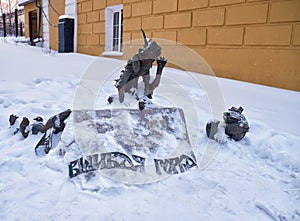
109, 29, 167, 103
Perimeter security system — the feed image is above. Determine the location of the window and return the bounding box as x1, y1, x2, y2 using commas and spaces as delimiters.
112, 10, 123, 52
104, 5, 123, 56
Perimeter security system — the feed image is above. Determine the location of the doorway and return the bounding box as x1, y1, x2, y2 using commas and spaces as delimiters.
29, 10, 38, 45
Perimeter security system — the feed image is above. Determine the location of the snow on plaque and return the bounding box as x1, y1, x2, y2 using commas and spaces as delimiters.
67, 108, 197, 184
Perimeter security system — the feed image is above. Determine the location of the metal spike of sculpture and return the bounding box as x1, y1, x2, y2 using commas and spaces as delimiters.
109, 29, 167, 103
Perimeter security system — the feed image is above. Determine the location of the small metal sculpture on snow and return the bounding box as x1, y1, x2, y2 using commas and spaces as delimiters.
108, 29, 167, 103
9, 109, 71, 139
206, 106, 249, 142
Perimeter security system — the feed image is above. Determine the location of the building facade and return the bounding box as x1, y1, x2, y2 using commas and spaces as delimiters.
21, 0, 300, 91
19, 0, 76, 50
19, 0, 43, 43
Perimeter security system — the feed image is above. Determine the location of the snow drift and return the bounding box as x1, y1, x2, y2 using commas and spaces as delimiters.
0, 40, 300, 220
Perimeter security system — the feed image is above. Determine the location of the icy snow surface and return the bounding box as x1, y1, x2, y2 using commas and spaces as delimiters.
0, 40, 300, 220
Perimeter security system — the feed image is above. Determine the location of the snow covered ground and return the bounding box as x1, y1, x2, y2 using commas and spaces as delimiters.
1, 39, 300, 220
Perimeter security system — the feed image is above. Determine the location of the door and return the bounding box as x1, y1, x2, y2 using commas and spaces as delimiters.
29, 10, 38, 45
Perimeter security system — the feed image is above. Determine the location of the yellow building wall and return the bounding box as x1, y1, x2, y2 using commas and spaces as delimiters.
77, 0, 300, 91
23, 1, 43, 39
49, 0, 65, 51
77, 0, 105, 55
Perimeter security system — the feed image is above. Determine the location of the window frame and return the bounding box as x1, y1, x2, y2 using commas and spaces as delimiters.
103, 4, 123, 56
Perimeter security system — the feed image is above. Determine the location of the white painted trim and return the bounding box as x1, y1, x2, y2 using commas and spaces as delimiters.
102, 51, 123, 57
42, 0, 50, 49
59, 15, 74, 19
104, 4, 123, 55
18, 0, 35, 6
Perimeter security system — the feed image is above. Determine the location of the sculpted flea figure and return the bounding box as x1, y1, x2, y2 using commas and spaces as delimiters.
109, 29, 167, 103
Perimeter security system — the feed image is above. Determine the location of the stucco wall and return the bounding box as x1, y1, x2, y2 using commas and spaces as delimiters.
23, 0, 43, 40
77, 0, 106, 55
48, 0, 65, 51
42, 0, 77, 51
77, 0, 300, 91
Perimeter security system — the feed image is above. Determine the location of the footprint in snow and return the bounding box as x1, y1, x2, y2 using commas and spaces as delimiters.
177, 176, 219, 193
0, 97, 12, 108
33, 77, 52, 84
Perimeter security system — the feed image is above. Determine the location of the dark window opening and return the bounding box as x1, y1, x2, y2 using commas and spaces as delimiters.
112, 9, 123, 52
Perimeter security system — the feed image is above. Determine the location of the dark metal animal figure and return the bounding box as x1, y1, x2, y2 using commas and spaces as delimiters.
9, 109, 72, 138
206, 106, 249, 142
111, 29, 167, 103
223, 106, 249, 141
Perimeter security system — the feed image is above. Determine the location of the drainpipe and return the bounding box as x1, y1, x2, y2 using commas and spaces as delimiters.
2, 13, 6, 37
15, 8, 18, 37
